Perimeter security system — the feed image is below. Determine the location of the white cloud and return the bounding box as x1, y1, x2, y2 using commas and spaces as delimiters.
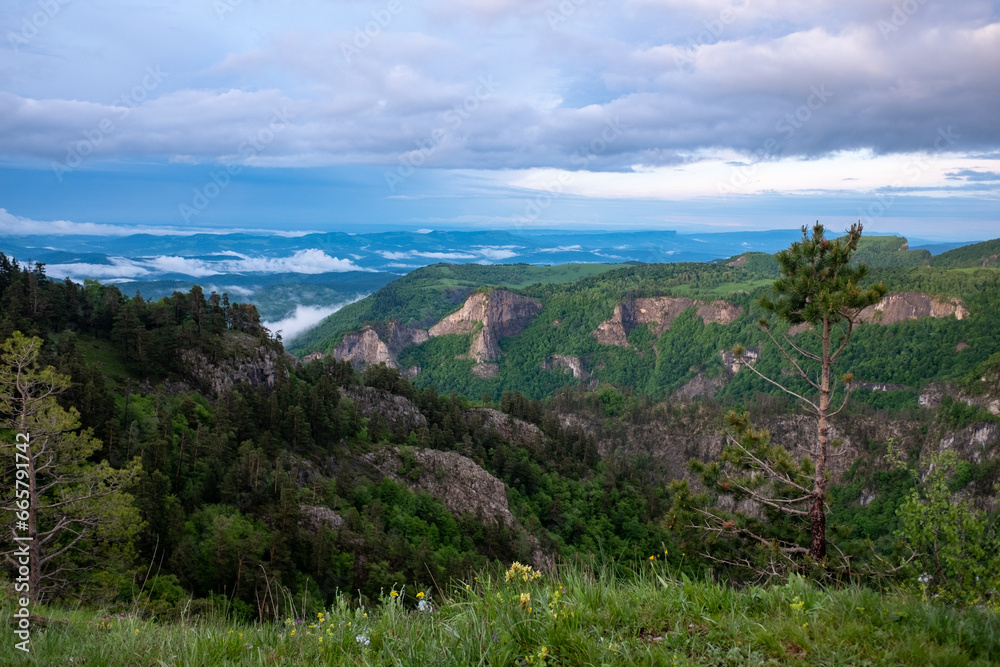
45, 258, 149, 280
262, 299, 362, 341
0, 208, 316, 237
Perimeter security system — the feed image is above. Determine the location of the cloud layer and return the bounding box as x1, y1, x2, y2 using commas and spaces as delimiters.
1, 0, 998, 173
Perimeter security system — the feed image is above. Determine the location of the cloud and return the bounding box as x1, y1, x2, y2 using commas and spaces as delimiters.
0, 209, 315, 237
41, 249, 369, 281
473, 245, 521, 260
262, 300, 361, 341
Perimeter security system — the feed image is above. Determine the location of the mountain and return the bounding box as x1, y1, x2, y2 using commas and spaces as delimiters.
293, 236, 1000, 410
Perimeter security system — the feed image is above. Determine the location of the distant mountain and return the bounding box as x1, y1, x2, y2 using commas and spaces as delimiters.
292, 235, 1000, 405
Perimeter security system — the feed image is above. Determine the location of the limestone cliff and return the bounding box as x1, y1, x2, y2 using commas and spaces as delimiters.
429, 290, 543, 362
858, 292, 969, 325
360, 447, 553, 571
333, 321, 429, 369
594, 297, 743, 347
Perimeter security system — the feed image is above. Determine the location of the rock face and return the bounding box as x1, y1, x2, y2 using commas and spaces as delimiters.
594, 297, 743, 347
540, 354, 588, 379
858, 292, 969, 325
361, 447, 553, 571
466, 408, 547, 451
333, 322, 429, 369
429, 290, 543, 362
178, 332, 287, 397
719, 346, 760, 376
674, 373, 727, 400
472, 363, 499, 379
919, 381, 1000, 416
340, 386, 428, 433
299, 505, 345, 533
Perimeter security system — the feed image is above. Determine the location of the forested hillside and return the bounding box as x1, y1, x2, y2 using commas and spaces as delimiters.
1, 235, 998, 623
293, 237, 1000, 410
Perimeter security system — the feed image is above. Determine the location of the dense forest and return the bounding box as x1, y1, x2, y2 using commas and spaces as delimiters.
1, 238, 998, 622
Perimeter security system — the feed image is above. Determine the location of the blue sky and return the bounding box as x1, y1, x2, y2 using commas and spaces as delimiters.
1, 0, 998, 240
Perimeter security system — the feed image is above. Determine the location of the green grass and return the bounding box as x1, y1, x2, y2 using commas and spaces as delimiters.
68, 333, 140, 381
5, 561, 999, 665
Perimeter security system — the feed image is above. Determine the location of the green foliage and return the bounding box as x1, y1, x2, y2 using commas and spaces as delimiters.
931, 238, 1000, 268
5, 560, 1000, 665
895, 450, 1000, 606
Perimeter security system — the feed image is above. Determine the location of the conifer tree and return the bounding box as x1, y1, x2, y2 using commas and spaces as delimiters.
0, 332, 143, 602
732, 222, 886, 561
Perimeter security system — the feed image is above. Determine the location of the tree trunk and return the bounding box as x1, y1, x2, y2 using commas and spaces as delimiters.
810, 319, 831, 561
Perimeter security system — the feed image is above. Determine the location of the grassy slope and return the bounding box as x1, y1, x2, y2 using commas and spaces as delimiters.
6, 562, 998, 666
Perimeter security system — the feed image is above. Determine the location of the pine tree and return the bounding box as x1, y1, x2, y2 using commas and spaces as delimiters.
0, 332, 143, 602
732, 222, 885, 561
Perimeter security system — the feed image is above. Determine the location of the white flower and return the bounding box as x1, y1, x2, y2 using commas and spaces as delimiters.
417, 599, 433, 613
355, 633, 370, 646
918, 573, 932, 584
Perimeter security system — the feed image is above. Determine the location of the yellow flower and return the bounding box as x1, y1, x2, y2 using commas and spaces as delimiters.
291, 630, 296, 636
363, 613, 367, 618
416, 592, 425, 598
134, 629, 139, 636
649, 555, 655, 560
520, 592, 532, 609
390, 590, 399, 597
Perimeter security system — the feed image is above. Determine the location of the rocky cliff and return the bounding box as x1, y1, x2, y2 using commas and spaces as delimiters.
594, 297, 743, 347
333, 321, 429, 370
429, 290, 543, 362
178, 332, 289, 397
340, 386, 428, 433
858, 292, 970, 325
540, 354, 588, 380
360, 447, 553, 571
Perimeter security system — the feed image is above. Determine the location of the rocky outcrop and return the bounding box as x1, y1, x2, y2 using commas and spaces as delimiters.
674, 373, 727, 400
361, 447, 553, 571
594, 297, 743, 347
178, 332, 287, 397
299, 505, 344, 533
540, 354, 588, 379
919, 382, 1000, 416
858, 292, 969, 325
340, 386, 428, 433
720, 346, 760, 376
429, 290, 543, 362
466, 408, 547, 451
333, 322, 429, 369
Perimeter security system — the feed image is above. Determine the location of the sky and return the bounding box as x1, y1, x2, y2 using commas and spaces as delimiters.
1, 0, 999, 240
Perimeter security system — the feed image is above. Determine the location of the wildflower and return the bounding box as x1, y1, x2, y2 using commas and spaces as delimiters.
416, 591, 425, 598
649, 555, 655, 561
492, 633, 499, 642
134, 629, 139, 636
238, 633, 243, 638
390, 590, 400, 598
291, 630, 296, 636
356, 633, 370, 647
505, 562, 541, 583
363, 613, 367, 618
520, 592, 531, 609
418, 599, 433, 613
789, 596, 805, 614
